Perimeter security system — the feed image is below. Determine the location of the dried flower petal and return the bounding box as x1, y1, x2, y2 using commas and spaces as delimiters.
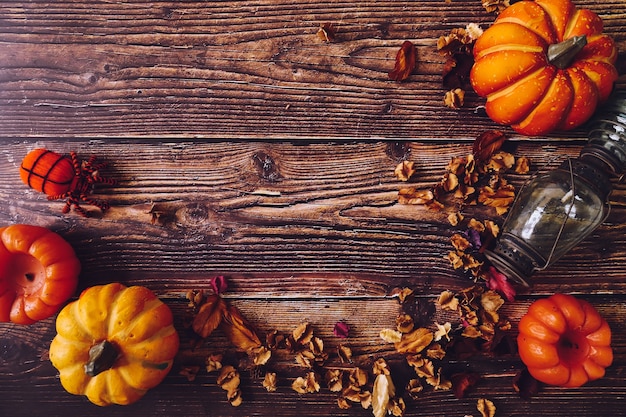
217, 365, 243, 406
389, 41, 417, 82
398, 188, 435, 205
395, 160, 416, 181
337, 344, 353, 363
210, 275, 228, 295
405, 379, 423, 399
372, 374, 395, 417
426, 343, 447, 360
292, 322, 314, 345
473, 130, 507, 163
444, 88, 465, 109
485, 266, 516, 302
317, 22, 336, 42
252, 345, 272, 366
380, 328, 403, 343
333, 321, 350, 338
326, 369, 344, 392
477, 398, 496, 417
396, 314, 414, 334
437, 290, 459, 311
434, 322, 452, 342
259, 372, 276, 393
427, 367, 452, 390
206, 353, 223, 373
349, 367, 369, 387
482, 0, 511, 14
389, 397, 406, 417
395, 328, 434, 354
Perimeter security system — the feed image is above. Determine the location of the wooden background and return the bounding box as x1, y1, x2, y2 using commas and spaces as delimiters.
1, 0, 626, 416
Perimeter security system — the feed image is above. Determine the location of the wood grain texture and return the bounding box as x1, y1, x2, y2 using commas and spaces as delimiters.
1, 0, 625, 139
2, 0, 626, 416
1, 139, 626, 416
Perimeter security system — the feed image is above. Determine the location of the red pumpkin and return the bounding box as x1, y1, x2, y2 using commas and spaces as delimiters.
470, 0, 619, 136
0, 224, 80, 324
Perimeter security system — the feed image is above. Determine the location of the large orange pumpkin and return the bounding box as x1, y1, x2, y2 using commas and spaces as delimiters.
49, 283, 180, 406
470, 0, 619, 136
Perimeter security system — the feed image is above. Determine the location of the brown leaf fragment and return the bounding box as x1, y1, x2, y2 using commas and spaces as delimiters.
407, 356, 435, 379
515, 156, 530, 174
221, 304, 262, 352
292, 372, 321, 394
389, 397, 406, 417
266, 329, 285, 349
192, 294, 226, 338
349, 367, 369, 387
398, 188, 435, 205
373, 358, 391, 376
437, 290, 459, 311
396, 314, 415, 334
395, 160, 416, 181
292, 322, 314, 346
251, 345, 272, 366
337, 397, 352, 409
295, 350, 316, 368
317, 22, 336, 42
263, 372, 278, 392
426, 343, 446, 360
444, 88, 465, 109
389, 41, 417, 82
448, 211, 464, 226
477, 398, 496, 417
179, 366, 200, 382
427, 367, 452, 390
380, 328, 403, 343
451, 372, 482, 399
451, 233, 471, 251
473, 130, 507, 163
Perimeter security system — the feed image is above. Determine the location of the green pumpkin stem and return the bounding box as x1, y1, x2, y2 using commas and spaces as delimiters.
84, 340, 119, 377
547, 35, 587, 69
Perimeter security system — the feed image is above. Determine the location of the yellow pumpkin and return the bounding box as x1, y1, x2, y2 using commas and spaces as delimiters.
470, 0, 619, 136
49, 283, 180, 406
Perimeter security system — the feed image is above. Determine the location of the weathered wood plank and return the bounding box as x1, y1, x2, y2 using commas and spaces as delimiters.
1, 0, 624, 139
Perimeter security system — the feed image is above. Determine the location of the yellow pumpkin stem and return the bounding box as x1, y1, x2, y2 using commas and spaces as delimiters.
547, 35, 587, 69
84, 340, 119, 377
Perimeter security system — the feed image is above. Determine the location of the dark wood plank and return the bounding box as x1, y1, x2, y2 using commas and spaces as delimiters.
0, 0, 624, 139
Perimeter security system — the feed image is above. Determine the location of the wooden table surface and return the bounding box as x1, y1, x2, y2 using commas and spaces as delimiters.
1, 1, 625, 416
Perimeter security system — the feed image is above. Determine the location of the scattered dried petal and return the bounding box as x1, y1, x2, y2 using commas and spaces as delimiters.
434, 322, 452, 342
482, 0, 511, 14
437, 290, 459, 311
388, 397, 406, 417
349, 367, 369, 387
372, 374, 395, 417
515, 156, 530, 174
373, 358, 391, 376
380, 328, 403, 343
477, 398, 496, 417
451, 372, 482, 399
251, 345, 272, 366
394, 160, 416, 181
333, 321, 350, 338
426, 343, 447, 360
217, 365, 243, 407
317, 22, 336, 42
444, 88, 465, 109
292, 322, 314, 345
485, 266, 516, 301
405, 379, 424, 399
395, 328, 434, 354
398, 188, 435, 205
389, 41, 417, 82
396, 314, 414, 334
206, 353, 223, 373
337, 344, 353, 363
326, 369, 344, 392
210, 275, 228, 295
263, 372, 278, 392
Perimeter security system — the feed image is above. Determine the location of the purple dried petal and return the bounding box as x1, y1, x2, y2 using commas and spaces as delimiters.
468, 228, 482, 249
210, 275, 228, 295
333, 321, 350, 338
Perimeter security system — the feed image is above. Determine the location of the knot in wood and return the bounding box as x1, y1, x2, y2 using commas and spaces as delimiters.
177, 203, 210, 226
252, 151, 282, 182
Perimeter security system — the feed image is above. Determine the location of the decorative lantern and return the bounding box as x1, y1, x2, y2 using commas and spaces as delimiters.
486, 91, 626, 286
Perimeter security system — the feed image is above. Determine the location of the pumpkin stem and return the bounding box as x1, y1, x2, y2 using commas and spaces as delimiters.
547, 35, 587, 69
84, 340, 119, 377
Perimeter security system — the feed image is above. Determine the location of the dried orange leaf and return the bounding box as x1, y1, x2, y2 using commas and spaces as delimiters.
473, 130, 507, 163
437, 290, 459, 311
263, 372, 278, 392
395, 160, 416, 181
221, 304, 262, 352
317, 22, 336, 42
444, 88, 465, 109
192, 294, 226, 338
389, 40, 417, 82
434, 322, 452, 342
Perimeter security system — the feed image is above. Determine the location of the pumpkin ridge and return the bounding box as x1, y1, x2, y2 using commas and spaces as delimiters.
486, 66, 550, 102
108, 296, 165, 342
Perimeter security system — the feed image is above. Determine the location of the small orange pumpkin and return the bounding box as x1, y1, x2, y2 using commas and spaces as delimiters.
470, 0, 619, 136
517, 294, 613, 387
49, 283, 180, 406
0, 224, 80, 324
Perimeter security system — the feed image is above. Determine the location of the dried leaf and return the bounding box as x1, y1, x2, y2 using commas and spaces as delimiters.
221, 304, 262, 352
398, 188, 435, 205
326, 369, 344, 392
426, 343, 446, 360
251, 345, 272, 366
217, 365, 243, 407
389, 397, 406, 417
206, 353, 223, 373
192, 294, 226, 338
389, 40, 417, 82
395, 160, 416, 181
405, 378, 424, 399
372, 374, 395, 417
396, 314, 414, 333
427, 367, 452, 390
292, 372, 321, 394
349, 367, 369, 387
292, 322, 314, 345
263, 372, 278, 392
515, 156, 530, 174
473, 130, 507, 163
477, 398, 496, 417
373, 358, 391, 376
